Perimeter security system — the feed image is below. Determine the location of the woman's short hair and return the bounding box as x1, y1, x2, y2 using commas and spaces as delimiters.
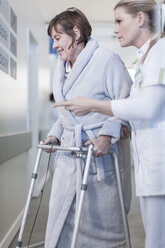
114, 0, 157, 33
47, 7, 92, 46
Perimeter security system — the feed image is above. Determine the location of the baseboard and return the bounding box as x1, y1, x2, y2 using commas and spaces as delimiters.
0, 209, 24, 248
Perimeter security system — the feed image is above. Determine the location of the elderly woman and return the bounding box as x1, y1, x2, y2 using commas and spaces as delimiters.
44, 7, 132, 248
55, 2, 165, 248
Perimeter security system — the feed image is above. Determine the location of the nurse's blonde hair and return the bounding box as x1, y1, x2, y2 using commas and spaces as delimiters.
114, 0, 159, 63
114, 0, 157, 33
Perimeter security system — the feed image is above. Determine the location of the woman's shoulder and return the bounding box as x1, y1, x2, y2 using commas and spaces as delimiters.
96, 46, 123, 63
157, 36, 165, 44
143, 37, 165, 86
150, 36, 165, 54
145, 36, 165, 65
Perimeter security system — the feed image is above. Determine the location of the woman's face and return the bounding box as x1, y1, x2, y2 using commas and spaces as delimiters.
114, 7, 140, 48
51, 25, 79, 65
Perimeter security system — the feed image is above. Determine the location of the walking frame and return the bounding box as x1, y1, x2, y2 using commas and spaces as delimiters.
16, 141, 131, 248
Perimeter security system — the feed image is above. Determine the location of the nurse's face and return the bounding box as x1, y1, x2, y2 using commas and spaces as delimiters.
51, 25, 80, 65
114, 7, 140, 48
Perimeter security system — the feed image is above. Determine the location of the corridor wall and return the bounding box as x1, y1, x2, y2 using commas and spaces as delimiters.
0, 0, 51, 247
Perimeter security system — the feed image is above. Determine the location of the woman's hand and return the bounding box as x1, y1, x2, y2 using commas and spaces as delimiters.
85, 135, 111, 157
120, 126, 131, 140
53, 97, 97, 116
54, 97, 113, 116
43, 136, 60, 153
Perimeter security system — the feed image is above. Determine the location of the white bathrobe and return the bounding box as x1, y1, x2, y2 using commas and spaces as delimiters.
45, 38, 132, 248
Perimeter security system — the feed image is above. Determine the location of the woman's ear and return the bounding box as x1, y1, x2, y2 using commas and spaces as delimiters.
73, 26, 81, 41
137, 12, 146, 27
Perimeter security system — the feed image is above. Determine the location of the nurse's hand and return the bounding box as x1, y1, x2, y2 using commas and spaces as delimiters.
43, 136, 60, 153
54, 97, 113, 116
120, 126, 131, 140
53, 97, 95, 116
85, 135, 111, 157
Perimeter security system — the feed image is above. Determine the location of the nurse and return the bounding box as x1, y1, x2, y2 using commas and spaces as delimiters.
55, 1, 165, 247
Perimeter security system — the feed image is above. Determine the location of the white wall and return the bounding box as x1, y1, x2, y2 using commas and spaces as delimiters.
0, 0, 51, 247
91, 22, 137, 68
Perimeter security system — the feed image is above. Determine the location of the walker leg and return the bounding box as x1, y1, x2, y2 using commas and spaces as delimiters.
16, 141, 44, 248
112, 151, 132, 248
22, 241, 44, 248
71, 144, 93, 248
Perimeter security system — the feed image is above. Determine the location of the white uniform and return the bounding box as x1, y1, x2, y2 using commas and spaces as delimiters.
111, 36, 165, 248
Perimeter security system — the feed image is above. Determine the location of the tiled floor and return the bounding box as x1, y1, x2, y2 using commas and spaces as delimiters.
9, 168, 145, 248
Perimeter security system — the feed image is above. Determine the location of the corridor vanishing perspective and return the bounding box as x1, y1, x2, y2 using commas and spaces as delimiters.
0, 0, 165, 248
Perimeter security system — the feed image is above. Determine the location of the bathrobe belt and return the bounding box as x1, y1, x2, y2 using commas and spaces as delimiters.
62, 121, 106, 218
62, 121, 106, 182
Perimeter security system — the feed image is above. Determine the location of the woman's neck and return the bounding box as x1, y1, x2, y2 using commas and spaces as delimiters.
135, 29, 154, 49
70, 42, 85, 67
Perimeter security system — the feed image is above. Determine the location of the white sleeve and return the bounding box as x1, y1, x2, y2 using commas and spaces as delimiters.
47, 118, 63, 140
111, 85, 165, 121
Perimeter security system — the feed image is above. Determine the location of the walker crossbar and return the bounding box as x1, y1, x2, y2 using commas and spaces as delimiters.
16, 142, 131, 248
37, 144, 88, 153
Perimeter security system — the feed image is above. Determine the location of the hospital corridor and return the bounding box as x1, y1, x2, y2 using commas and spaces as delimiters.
0, 0, 165, 248
8, 168, 145, 248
